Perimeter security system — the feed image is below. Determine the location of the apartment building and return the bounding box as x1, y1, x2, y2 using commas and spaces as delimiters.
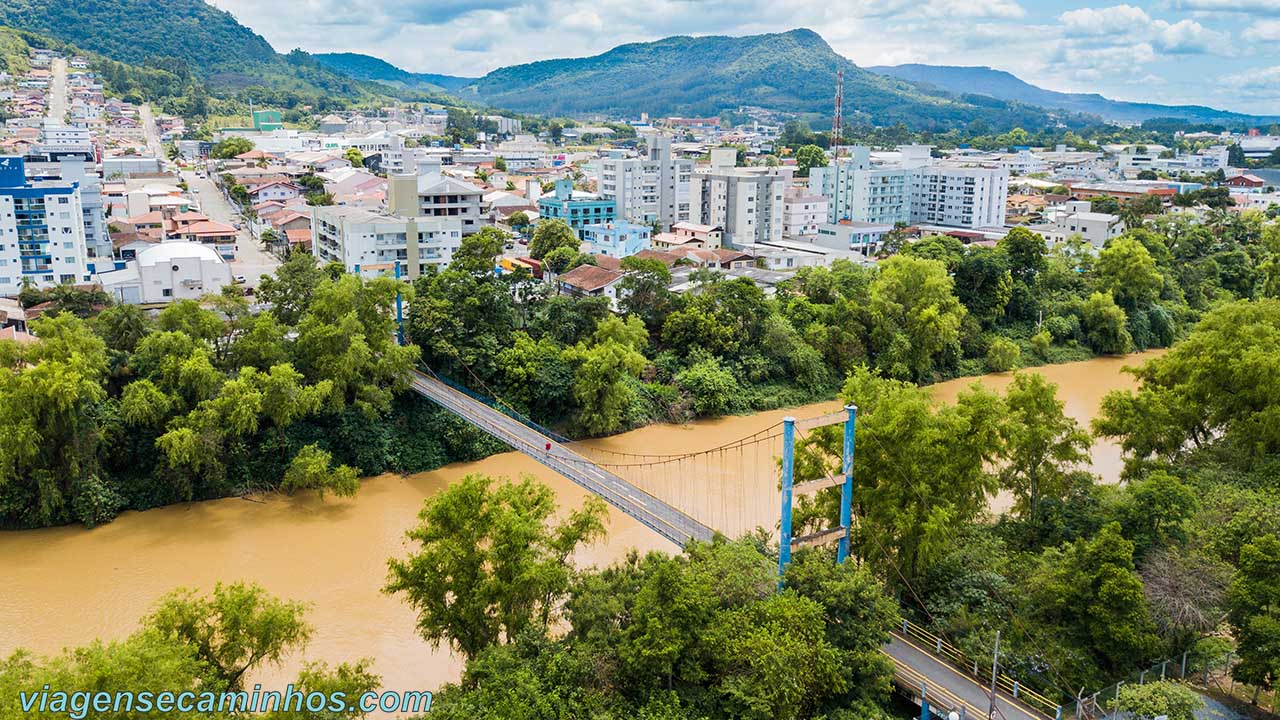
809, 145, 1008, 231
782, 187, 830, 237
688, 151, 787, 248
537, 179, 616, 235
23, 157, 110, 272
0, 156, 92, 296
599, 133, 692, 230
312, 204, 464, 280
387, 159, 486, 237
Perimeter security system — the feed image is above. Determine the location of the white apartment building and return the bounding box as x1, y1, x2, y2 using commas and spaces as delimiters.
0, 157, 92, 296
782, 188, 829, 237
1042, 200, 1125, 249
1118, 145, 1228, 174
809, 145, 1008, 231
97, 240, 233, 304
385, 159, 487, 238
23, 157, 110, 273
599, 133, 693, 230
689, 150, 787, 248
38, 120, 95, 160
312, 204, 464, 280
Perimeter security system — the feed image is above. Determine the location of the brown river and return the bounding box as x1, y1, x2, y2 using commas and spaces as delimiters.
0, 352, 1161, 704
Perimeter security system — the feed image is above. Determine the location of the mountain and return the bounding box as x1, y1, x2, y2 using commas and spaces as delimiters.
313, 53, 473, 93
868, 64, 1280, 126
0, 0, 436, 106
459, 29, 1067, 131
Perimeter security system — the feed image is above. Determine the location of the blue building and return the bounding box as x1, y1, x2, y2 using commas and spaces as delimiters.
582, 222, 651, 259
0, 156, 93, 297
537, 179, 616, 235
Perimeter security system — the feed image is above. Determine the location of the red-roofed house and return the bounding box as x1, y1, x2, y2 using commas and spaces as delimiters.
285, 228, 312, 250
1225, 174, 1266, 192
271, 211, 311, 233
557, 265, 625, 308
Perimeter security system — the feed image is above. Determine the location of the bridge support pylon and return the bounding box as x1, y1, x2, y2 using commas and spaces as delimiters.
778, 406, 857, 585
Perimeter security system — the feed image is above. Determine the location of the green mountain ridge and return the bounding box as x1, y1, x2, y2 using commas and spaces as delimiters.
312, 53, 474, 93
456, 28, 1068, 130
868, 63, 1280, 126
0, 0, 444, 110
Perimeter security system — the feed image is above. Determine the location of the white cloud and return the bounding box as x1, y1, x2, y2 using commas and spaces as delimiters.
1060, 5, 1152, 35
1243, 18, 1280, 40
1152, 18, 1230, 53
1170, 0, 1280, 13
1222, 65, 1280, 94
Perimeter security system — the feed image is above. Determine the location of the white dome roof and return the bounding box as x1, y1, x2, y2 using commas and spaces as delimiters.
136, 241, 225, 266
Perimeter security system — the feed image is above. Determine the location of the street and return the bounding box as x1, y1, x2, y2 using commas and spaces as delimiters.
46, 57, 67, 121
139, 103, 164, 158
182, 170, 281, 287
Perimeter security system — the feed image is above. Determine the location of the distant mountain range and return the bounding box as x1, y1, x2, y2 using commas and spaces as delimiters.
2, 0, 1274, 130
867, 64, 1280, 126
319, 30, 1067, 131
313, 53, 473, 93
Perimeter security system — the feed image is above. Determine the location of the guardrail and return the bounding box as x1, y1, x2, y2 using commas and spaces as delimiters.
418, 366, 571, 443
898, 619, 1062, 719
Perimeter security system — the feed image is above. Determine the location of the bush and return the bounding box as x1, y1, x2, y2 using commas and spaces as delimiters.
676, 358, 742, 417
1030, 330, 1052, 360
1108, 681, 1203, 720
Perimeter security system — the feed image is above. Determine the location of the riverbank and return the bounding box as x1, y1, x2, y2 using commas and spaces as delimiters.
0, 352, 1162, 702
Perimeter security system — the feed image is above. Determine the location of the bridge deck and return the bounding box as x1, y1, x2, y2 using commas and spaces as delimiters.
884, 633, 1051, 720
409, 371, 714, 547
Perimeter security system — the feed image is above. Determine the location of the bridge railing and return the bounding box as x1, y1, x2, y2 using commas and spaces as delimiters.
897, 619, 1063, 719
418, 366, 571, 443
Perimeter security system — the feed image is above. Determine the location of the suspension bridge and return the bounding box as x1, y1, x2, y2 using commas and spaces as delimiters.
409, 368, 1068, 720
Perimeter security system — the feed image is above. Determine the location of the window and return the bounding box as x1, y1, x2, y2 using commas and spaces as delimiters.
64, 257, 76, 264
162, 288, 172, 297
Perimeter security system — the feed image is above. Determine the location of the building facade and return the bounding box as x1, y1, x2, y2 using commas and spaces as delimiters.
0, 156, 92, 296
97, 240, 233, 304
599, 133, 692, 230
782, 188, 829, 237
582, 222, 651, 258
387, 161, 486, 238
537, 180, 617, 234
809, 145, 1008, 230
688, 159, 787, 248
312, 204, 464, 280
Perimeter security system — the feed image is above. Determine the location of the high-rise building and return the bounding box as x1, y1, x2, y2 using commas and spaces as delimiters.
809, 145, 1008, 230
387, 159, 487, 240
24, 157, 110, 272
599, 133, 692, 230
0, 156, 93, 296
688, 152, 788, 248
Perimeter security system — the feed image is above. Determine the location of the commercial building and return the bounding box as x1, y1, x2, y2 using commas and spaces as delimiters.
599, 133, 693, 230
582, 222, 651, 258
688, 151, 787, 248
96, 240, 233, 304
537, 180, 617, 235
815, 221, 895, 253
809, 145, 1008, 230
0, 156, 92, 296
312, 204, 463, 280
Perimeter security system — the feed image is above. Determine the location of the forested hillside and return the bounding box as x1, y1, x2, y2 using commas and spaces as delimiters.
464, 29, 1069, 130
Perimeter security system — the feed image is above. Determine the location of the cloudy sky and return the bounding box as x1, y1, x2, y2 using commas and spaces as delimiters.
207, 0, 1280, 114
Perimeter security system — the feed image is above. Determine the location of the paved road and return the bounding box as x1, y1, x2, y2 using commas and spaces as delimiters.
46, 57, 67, 121
182, 170, 280, 287
884, 633, 1048, 720
139, 103, 165, 159
409, 370, 713, 547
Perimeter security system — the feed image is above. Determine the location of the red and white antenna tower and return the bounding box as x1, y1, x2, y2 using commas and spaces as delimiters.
831, 69, 844, 159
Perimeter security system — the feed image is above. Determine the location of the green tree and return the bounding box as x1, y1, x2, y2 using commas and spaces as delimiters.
564, 334, 648, 436
1227, 534, 1280, 702
528, 220, 579, 260
494, 156, 507, 172
997, 372, 1091, 526
985, 336, 1020, 372
281, 444, 359, 498
385, 474, 607, 659
867, 256, 966, 381
343, 147, 363, 168
451, 226, 507, 275
146, 582, 313, 690
795, 144, 827, 177
506, 211, 531, 231
1082, 291, 1132, 355
209, 136, 252, 159
675, 357, 741, 416
1096, 236, 1163, 310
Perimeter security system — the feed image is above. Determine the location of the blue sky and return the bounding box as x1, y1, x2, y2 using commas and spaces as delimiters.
208, 0, 1280, 114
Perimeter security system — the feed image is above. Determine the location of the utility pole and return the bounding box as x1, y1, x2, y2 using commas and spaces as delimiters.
988, 630, 1001, 720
